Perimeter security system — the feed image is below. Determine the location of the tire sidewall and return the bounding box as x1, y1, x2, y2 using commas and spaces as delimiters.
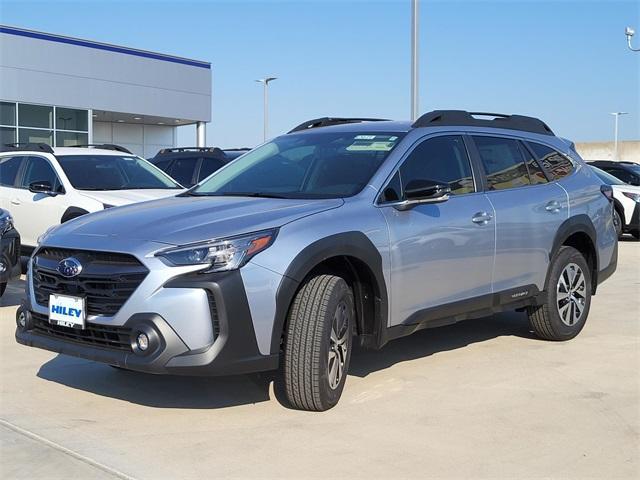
545, 247, 592, 339
318, 279, 354, 409
613, 209, 623, 237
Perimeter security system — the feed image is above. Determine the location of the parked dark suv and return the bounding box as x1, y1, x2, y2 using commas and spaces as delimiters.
0, 208, 20, 297
588, 160, 640, 186
149, 147, 250, 187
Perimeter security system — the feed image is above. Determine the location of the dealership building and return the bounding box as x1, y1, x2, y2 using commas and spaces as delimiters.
0, 25, 211, 158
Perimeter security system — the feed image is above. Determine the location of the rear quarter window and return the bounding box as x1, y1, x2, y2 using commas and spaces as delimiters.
527, 142, 575, 180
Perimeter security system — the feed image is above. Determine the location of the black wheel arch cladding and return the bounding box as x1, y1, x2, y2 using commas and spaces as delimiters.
61, 206, 90, 223
270, 231, 388, 355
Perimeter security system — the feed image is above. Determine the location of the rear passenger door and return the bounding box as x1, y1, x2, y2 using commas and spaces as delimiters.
470, 135, 568, 294
379, 135, 495, 326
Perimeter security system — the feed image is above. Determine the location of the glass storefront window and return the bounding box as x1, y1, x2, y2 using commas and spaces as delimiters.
1, 127, 17, 146
18, 104, 53, 129
56, 107, 88, 132
0, 102, 16, 126
56, 131, 88, 146
19, 128, 53, 145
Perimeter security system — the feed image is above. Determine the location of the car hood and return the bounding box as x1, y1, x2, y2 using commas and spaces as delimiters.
78, 189, 184, 206
47, 195, 344, 246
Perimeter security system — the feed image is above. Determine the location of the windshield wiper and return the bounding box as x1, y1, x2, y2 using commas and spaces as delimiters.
188, 192, 291, 199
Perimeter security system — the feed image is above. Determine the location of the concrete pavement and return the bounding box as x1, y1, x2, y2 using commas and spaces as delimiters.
1, 240, 638, 479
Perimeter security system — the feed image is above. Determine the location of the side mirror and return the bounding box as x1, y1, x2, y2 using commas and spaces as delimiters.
29, 181, 57, 196
394, 179, 451, 211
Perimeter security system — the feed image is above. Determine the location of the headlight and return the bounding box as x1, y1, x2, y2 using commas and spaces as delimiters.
622, 191, 640, 203
156, 229, 277, 272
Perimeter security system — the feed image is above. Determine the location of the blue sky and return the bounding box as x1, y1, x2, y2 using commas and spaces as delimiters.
1, 0, 638, 148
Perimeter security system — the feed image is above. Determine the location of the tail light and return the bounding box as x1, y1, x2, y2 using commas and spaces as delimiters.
600, 185, 614, 202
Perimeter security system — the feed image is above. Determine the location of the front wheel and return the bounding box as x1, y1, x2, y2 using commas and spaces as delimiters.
613, 209, 623, 238
527, 246, 592, 341
279, 274, 354, 411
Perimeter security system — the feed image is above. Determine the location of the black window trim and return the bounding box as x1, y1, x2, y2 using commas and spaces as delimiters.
375, 131, 482, 206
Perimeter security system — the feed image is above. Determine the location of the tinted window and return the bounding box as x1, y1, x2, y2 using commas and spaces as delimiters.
194, 132, 405, 199
379, 171, 402, 203
527, 142, 574, 180
56, 155, 181, 190
0, 156, 23, 187
153, 159, 172, 172
399, 136, 474, 195
474, 136, 530, 190
519, 142, 548, 185
21, 157, 61, 191
169, 157, 199, 186
604, 168, 635, 184
198, 158, 227, 182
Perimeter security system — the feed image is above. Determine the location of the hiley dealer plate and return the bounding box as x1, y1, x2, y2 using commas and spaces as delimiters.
49, 294, 86, 329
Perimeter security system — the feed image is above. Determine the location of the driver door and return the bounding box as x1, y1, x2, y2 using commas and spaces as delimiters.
378, 135, 495, 327
11, 156, 67, 247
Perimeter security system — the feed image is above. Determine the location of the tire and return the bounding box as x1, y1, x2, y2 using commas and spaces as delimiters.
613, 209, 623, 238
527, 246, 591, 341
0, 282, 6, 298
279, 274, 354, 411
632, 231, 640, 241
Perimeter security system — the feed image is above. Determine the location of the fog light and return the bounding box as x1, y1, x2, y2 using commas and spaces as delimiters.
136, 332, 149, 351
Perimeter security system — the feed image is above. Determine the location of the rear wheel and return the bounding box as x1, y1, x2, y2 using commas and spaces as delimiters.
279, 274, 354, 411
613, 209, 623, 238
527, 246, 591, 341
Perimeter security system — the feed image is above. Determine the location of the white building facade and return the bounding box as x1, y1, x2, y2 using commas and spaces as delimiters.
0, 25, 211, 158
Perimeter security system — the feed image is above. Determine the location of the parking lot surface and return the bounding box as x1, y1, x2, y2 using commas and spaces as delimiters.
1, 240, 638, 479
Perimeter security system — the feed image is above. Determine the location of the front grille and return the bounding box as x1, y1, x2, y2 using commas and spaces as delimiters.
32, 247, 148, 317
31, 312, 132, 351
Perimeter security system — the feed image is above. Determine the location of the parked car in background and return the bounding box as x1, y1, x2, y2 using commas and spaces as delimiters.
16, 111, 617, 411
149, 147, 250, 188
0, 144, 183, 252
588, 160, 640, 186
591, 166, 640, 239
0, 208, 20, 297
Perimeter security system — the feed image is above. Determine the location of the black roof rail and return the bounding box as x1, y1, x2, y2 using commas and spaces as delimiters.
222, 148, 251, 152
157, 147, 225, 155
70, 144, 132, 154
288, 117, 390, 134
1, 142, 54, 154
412, 110, 555, 136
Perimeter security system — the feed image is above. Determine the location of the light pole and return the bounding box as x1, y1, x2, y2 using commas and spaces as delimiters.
256, 77, 277, 141
625, 27, 639, 52
410, 0, 419, 121
610, 112, 628, 160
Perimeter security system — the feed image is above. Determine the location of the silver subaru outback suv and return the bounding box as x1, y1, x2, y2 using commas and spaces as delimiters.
16, 111, 618, 411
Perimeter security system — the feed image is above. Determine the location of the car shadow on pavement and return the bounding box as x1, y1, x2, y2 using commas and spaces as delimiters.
35, 310, 534, 410
0, 278, 25, 308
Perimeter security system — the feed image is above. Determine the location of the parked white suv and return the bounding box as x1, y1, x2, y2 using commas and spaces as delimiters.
0, 144, 183, 251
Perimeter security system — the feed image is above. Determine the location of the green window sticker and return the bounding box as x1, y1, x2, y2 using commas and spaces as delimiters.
346, 135, 399, 152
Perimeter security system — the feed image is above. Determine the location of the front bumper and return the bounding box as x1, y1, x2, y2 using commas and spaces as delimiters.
16, 270, 279, 376
626, 203, 640, 233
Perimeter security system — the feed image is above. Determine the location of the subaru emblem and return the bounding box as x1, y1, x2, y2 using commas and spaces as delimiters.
57, 257, 83, 278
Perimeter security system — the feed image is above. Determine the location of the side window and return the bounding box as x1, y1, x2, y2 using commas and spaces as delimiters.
20, 156, 61, 191
168, 157, 199, 186
398, 135, 475, 196
527, 142, 574, 180
473, 136, 531, 190
198, 158, 227, 182
153, 159, 172, 172
0, 156, 24, 187
519, 142, 549, 185
606, 168, 634, 184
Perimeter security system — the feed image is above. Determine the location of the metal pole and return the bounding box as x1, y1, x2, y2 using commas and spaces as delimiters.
410, 0, 419, 121
196, 121, 206, 147
256, 77, 277, 142
610, 112, 628, 161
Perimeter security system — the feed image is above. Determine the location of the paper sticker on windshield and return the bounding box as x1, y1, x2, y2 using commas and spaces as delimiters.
347, 135, 399, 152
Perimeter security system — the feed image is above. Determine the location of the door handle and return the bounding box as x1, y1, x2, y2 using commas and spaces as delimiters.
472, 212, 493, 224
10, 199, 20, 206
545, 200, 561, 213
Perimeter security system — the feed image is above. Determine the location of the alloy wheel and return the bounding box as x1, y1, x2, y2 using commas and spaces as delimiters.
556, 263, 587, 326
327, 300, 349, 389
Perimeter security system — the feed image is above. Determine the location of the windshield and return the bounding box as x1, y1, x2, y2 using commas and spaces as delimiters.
591, 166, 625, 185
57, 155, 182, 190
192, 132, 405, 199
